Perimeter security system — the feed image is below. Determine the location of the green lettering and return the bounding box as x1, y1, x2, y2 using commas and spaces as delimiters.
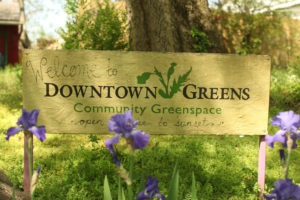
74, 103, 83, 112
168, 107, 174, 114
84, 106, 91, 112
196, 108, 202, 116
175, 107, 181, 114
151, 104, 161, 113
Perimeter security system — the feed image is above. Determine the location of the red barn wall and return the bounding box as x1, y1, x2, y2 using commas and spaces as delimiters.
0, 25, 19, 65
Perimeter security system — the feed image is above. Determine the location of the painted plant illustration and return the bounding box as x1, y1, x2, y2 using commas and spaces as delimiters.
137, 62, 192, 98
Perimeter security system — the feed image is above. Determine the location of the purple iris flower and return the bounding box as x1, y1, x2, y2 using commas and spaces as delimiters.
105, 110, 149, 151
108, 110, 139, 135
264, 179, 300, 200
266, 111, 300, 149
105, 110, 149, 166
136, 176, 166, 200
6, 109, 46, 142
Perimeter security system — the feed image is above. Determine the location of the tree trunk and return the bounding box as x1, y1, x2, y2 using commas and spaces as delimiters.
0, 170, 25, 200
18, 0, 31, 49
125, 0, 225, 52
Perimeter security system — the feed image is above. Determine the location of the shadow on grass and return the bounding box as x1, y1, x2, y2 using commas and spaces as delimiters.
0, 92, 22, 110
27, 135, 261, 200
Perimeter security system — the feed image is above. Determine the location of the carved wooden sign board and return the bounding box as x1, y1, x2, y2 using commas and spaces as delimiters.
23, 50, 270, 135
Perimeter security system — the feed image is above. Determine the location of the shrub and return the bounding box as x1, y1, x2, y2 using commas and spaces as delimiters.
59, 0, 128, 50
270, 64, 300, 114
191, 27, 212, 53
211, 0, 286, 56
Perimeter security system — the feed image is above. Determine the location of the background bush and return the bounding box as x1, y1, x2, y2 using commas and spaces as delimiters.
59, 0, 128, 50
270, 63, 300, 115
210, 0, 300, 66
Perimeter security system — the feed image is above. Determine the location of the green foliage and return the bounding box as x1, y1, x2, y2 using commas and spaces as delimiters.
34, 145, 118, 200
12, 184, 15, 200
59, 0, 128, 50
270, 64, 300, 115
104, 164, 187, 200
64, 0, 79, 16
191, 27, 212, 53
212, 0, 286, 55
137, 63, 192, 99
104, 176, 113, 200
88, 134, 101, 148
191, 172, 198, 200
118, 178, 126, 200
167, 164, 179, 200
2, 131, 299, 199
0, 65, 22, 137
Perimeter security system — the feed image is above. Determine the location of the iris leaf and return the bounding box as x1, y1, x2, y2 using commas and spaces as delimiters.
167, 164, 179, 200
117, 177, 126, 200
191, 172, 198, 200
104, 176, 112, 200
121, 188, 126, 200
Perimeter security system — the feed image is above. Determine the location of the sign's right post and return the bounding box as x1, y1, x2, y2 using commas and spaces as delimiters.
258, 135, 266, 199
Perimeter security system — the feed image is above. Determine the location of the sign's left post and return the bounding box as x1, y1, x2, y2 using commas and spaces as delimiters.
24, 131, 33, 200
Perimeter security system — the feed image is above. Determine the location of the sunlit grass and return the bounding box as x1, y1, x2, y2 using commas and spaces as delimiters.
270, 64, 300, 115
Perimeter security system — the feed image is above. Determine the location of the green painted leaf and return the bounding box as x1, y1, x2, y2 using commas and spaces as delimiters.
137, 72, 152, 84
169, 67, 192, 97
154, 66, 169, 95
154, 67, 163, 79
167, 62, 176, 82
168, 164, 179, 200
169, 79, 179, 98
159, 89, 169, 99
191, 172, 198, 200
104, 176, 112, 200
181, 67, 192, 81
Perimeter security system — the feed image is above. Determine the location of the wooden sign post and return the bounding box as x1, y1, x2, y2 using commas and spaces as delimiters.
258, 135, 267, 196
22, 50, 271, 195
24, 133, 33, 200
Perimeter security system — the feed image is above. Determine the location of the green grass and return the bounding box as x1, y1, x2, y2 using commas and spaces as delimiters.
0, 65, 22, 137
269, 64, 300, 115
0, 65, 300, 200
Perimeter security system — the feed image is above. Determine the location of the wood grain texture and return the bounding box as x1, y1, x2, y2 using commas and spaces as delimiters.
125, 0, 225, 52
23, 50, 270, 135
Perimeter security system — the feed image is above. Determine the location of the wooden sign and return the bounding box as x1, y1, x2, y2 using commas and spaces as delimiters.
23, 50, 270, 135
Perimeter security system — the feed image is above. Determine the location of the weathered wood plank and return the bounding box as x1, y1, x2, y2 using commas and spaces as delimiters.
23, 50, 270, 135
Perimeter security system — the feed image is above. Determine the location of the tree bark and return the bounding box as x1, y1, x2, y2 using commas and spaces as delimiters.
0, 170, 25, 200
18, 0, 31, 49
125, 0, 225, 52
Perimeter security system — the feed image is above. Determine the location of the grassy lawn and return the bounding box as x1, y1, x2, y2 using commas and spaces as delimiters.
0, 65, 300, 199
